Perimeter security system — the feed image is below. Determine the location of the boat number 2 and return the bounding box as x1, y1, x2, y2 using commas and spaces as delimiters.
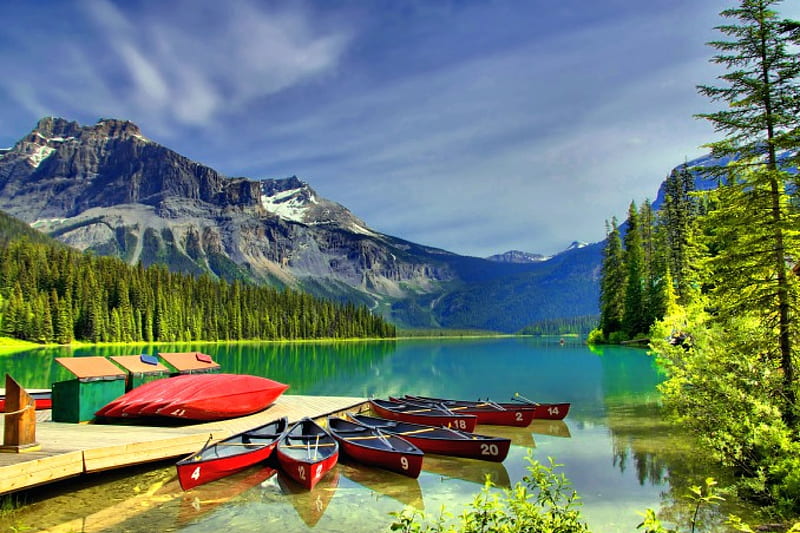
480, 443, 499, 456
547, 406, 559, 416
191, 466, 201, 480
297, 466, 307, 481
400, 456, 409, 470
515, 412, 523, 421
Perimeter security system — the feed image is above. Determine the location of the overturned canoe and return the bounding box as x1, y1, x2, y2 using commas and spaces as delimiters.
350, 412, 510, 462
96, 373, 289, 421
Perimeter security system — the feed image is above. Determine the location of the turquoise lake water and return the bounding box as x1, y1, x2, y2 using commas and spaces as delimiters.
0, 337, 742, 532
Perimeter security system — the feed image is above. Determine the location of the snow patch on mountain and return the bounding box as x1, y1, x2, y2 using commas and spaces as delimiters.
260, 186, 315, 222
27, 144, 55, 168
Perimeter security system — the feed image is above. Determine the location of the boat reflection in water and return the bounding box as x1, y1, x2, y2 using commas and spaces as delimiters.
275, 468, 341, 527
422, 454, 511, 488
178, 466, 278, 524
338, 460, 424, 510
531, 420, 571, 439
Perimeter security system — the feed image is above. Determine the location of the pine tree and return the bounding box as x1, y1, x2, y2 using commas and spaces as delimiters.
696, 0, 800, 423
599, 218, 626, 338
622, 202, 646, 338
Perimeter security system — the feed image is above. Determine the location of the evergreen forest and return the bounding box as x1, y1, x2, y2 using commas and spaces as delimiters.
0, 211, 396, 344
594, 0, 800, 520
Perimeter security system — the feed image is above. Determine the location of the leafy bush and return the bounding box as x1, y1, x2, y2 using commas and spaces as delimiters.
389, 455, 590, 533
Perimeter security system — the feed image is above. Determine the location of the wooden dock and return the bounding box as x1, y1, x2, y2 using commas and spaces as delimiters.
0, 394, 367, 496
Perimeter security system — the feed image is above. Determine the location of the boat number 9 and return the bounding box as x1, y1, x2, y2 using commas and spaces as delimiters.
480, 443, 499, 456
548, 406, 559, 416
515, 412, 523, 421
191, 466, 201, 480
400, 456, 409, 470
297, 466, 307, 481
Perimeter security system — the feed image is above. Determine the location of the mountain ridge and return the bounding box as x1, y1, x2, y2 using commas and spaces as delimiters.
0, 117, 601, 331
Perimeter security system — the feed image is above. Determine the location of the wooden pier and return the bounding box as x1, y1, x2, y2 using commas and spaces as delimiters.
0, 394, 368, 496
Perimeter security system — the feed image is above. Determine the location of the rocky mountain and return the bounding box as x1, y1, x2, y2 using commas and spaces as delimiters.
486, 250, 551, 263
0, 117, 601, 332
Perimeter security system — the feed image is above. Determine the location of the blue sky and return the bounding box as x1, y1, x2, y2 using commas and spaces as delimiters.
2, 0, 798, 257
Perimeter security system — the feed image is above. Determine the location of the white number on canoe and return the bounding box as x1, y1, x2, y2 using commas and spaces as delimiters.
449, 419, 468, 430
315, 464, 323, 478
191, 466, 201, 480
547, 406, 559, 416
297, 466, 307, 481
400, 456, 409, 470
480, 443, 499, 456
170, 408, 186, 417
515, 412, 523, 421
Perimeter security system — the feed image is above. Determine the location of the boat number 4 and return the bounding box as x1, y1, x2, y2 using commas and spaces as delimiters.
191, 466, 201, 480
547, 406, 559, 416
480, 443, 500, 456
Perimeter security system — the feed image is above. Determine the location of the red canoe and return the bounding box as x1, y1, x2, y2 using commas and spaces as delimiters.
402, 395, 535, 427
0, 390, 52, 411
327, 416, 424, 478
494, 401, 571, 420
349, 412, 510, 462
176, 416, 288, 490
369, 398, 477, 432
96, 374, 289, 421
276, 418, 339, 490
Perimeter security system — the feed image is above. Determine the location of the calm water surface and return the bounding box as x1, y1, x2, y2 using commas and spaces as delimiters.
0, 338, 744, 533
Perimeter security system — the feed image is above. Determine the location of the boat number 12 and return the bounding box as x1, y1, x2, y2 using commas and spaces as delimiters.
480, 443, 499, 456
297, 465, 307, 481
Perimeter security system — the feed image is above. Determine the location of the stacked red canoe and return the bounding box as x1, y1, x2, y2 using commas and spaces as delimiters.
96, 373, 289, 421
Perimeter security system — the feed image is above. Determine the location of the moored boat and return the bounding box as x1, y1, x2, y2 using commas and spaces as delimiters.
402, 395, 534, 427
0, 389, 51, 411
349, 412, 510, 462
97, 373, 289, 421
494, 393, 570, 420
327, 416, 424, 478
276, 418, 339, 490
369, 398, 477, 432
176, 416, 288, 490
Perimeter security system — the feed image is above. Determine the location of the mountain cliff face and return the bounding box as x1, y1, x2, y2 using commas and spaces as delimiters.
0, 117, 601, 331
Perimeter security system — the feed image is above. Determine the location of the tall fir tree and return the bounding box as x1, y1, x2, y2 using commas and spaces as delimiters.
599, 218, 626, 338
696, 0, 800, 423
622, 202, 647, 338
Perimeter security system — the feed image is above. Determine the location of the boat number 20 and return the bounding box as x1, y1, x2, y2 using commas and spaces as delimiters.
480, 443, 500, 456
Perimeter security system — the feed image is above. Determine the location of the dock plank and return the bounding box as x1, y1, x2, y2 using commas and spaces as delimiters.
0, 394, 367, 495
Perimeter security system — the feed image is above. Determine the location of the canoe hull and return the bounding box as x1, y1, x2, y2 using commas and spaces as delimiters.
351, 413, 510, 462
328, 417, 424, 478
176, 417, 287, 491
496, 402, 571, 420
276, 419, 339, 490
369, 399, 477, 432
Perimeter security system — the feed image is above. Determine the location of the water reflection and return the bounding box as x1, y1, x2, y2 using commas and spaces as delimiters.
0, 338, 758, 533
275, 469, 340, 527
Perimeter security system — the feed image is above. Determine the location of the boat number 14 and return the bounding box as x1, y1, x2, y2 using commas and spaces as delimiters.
548, 406, 559, 416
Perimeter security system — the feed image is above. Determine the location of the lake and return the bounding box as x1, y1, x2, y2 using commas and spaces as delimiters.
0, 337, 746, 532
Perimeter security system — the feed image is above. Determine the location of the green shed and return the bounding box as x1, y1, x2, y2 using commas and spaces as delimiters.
52, 357, 126, 423
109, 354, 170, 391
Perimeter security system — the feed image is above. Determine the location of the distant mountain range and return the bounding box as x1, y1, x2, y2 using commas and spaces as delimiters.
0, 117, 602, 332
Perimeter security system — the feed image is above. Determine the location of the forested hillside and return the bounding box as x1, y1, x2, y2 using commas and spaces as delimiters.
0, 211, 396, 344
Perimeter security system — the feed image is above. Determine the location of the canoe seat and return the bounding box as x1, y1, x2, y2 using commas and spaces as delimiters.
245, 432, 281, 440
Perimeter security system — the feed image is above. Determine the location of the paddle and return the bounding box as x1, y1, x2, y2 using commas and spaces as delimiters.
511, 392, 540, 406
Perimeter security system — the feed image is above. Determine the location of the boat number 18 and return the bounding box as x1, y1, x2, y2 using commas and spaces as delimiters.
449, 420, 469, 430
480, 443, 499, 456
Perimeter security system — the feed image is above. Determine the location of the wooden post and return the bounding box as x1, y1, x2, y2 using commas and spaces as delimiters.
1, 374, 40, 453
